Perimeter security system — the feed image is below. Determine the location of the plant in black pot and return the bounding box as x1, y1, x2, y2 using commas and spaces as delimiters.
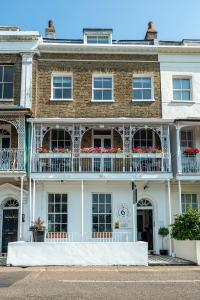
30, 217, 46, 242
158, 227, 169, 255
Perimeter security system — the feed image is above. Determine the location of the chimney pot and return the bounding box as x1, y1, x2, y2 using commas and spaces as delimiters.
45, 20, 56, 39
145, 21, 158, 41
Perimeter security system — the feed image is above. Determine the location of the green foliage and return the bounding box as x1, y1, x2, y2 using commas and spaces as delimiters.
171, 208, 200, 240
29, 217, 45, 231
158, 227, 169, 237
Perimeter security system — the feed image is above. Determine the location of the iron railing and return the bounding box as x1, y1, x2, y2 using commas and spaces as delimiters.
32, 152, 171, 173
181, 154, 200, 173
0, 149, 24, 171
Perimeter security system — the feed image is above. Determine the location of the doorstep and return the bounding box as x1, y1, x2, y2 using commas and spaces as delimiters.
0, 256, 7, 267
148, 255, 195, 266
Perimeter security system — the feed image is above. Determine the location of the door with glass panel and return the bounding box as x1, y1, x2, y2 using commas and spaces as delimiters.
93, 130, 112, 172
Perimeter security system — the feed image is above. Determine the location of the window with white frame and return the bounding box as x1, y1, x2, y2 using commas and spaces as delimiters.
181, 194, 198, 213
50, 129, 71, 151
132, 77, 153, 100
180, 130, 194, 149
92, 193, 112, 233
92, 75, 113, 101
173, 78, 191, 101
0, 66, 14, 100
52, 74, 72, 100
48, 194, 68, 233
87, 35, 110, 44
133, 129, 161, 149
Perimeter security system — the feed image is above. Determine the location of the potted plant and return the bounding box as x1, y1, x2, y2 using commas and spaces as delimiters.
158, 227, 169, 255
171, 208, 200, 264
30, 217, 46, 242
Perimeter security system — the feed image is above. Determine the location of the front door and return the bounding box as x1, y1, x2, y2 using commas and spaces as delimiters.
137, 209, 153, 251
2, 209, 18, 253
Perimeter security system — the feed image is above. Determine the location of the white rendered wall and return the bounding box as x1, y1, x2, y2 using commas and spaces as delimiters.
159, 54, 200, 119
7, 241, 148, 266
30, 180, 169, 254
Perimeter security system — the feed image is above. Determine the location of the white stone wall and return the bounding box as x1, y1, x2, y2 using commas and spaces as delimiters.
159, 54, 200, 119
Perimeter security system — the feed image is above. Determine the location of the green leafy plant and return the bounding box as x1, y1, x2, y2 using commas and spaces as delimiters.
158, 227, 169, 249
29, 217, 45, 231
171, 208, 200, 240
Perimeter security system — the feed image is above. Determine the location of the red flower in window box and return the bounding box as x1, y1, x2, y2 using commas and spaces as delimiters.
38, 147, 49, 153
183, 148, 200, 155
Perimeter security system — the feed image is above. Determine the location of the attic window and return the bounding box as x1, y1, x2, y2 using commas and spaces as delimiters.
86, 35, 110, 44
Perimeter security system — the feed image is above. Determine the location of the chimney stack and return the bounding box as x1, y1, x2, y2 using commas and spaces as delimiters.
145, 21, 158, 40
45, 20, 56, 39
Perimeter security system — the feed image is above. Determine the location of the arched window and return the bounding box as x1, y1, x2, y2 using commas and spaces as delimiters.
4, 199, 19, 208
137, 199, 152, 208
42, 128, 72, 151
0, 129, 10, 149
133, 129, 161, 149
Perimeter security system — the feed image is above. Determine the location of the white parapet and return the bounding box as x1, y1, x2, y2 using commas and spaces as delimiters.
7, 241, 148, 266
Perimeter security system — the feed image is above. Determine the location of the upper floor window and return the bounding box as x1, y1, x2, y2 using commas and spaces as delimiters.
92, 75, 113, 101
0, 66, 13, 100
173, 78, 191, 101
132, 77, 153, 101
181, 194, 198, 213
87, 35, 110, 44
52, 74, 73, 100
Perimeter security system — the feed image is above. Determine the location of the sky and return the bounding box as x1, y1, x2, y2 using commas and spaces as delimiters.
1, 0, 200, 41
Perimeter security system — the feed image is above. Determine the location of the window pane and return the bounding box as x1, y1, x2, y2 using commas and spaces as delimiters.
143, 89, 151, 99
94, 90, 102, 100
63, 89, 72, 99
61, 224, 67, 232
55, 194, 61, 203
103, 78, 112, 88
182, 79, 190, 89
0, 67, 2, 81
62, 194, 68, 203
173, 79, 181, 89
182, 91, 190, 100
4, 67, 13, 82
54, 89, 62, 99
99, 194, 105, 203
62, 204, 67, 213
63, 77, 71, 88
142, 77, 151, 88
53, 77, 62, 87
99, 215, 105, 223
48, 194, 54, 203
133, 90, 142, 99
99, 224, 105, 232
48, 204, 54, 213
3, 83, 13, 99
94, 78, 102, 88
103, 90, 112, 100
173, 91, 181, 100
93, 194, 98, 203
133, 78, 142, 88
93, 215, 98, 223
106, 194, 111, 203
92, 204, 98, 213
0, 84, 2, 98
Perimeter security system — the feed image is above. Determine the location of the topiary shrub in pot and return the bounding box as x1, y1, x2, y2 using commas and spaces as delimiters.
30, 217, 46, 242
158, 227, 169, 255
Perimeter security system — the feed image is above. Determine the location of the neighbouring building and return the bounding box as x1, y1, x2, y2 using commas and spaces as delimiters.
1, 21, 199, 265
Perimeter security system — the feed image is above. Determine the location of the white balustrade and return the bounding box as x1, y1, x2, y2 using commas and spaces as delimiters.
181, 154, 200, 173
0, 149, 24, 171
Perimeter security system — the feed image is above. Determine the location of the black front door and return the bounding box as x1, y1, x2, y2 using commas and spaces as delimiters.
137, 209, 153, 251
2, 209, 18, 253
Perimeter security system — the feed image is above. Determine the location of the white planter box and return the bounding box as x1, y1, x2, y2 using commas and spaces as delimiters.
173, 240, 200, 265
80, 153, 123, 158
36, 153, 71, 158
131, 153, 163, 158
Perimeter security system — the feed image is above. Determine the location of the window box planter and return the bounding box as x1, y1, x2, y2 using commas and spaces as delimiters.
35, 152, 71, 158
173, 240, 200, 265
92, 232, 112, 238
80, 153, 123, 158
131, 153, 163, 158
47, 232, 67, 239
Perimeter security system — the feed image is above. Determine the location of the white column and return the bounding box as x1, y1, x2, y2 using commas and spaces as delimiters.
167, 180, 172, 256
19, 176, 24, 240
178, 180, 182, 213
81, 180, 84, 240
20, 53, 33, 108
32, 179, 36, 222
29, 177, 32, 226
176, 125, 182, 174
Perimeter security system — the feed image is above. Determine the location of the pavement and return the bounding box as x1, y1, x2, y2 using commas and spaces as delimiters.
0, 266, 200, 299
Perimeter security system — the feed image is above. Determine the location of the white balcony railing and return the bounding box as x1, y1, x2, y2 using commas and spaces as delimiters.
44, 232, 132, 243
0, 149, 24, 171
32, 152, 171, 173
181, 154, 200, 173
